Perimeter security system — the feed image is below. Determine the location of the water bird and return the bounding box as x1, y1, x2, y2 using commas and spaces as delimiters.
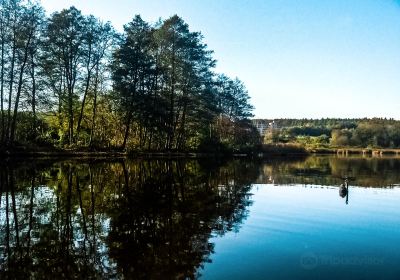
339, 177, 351, 204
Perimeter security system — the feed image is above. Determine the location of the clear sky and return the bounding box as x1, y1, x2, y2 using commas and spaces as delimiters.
40, 0, 400, 119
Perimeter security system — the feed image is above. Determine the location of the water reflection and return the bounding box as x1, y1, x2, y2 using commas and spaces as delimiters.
1, 155, 400, 279
0, 159, 257, 279
257, 155, 400, 187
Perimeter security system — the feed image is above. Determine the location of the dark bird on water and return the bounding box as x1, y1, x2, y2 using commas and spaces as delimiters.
339, 183, 348, 198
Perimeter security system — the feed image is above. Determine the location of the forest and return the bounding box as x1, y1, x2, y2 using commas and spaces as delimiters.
257, 118, 400, 149
2, 0, 400, 156
0, 1, 258, 154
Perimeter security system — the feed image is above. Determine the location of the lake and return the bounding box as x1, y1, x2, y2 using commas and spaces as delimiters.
0, 155, 400, 279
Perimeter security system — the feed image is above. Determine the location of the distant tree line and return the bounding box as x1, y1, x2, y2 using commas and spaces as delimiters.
256, 118, 400, 149
0, 1, 258, 152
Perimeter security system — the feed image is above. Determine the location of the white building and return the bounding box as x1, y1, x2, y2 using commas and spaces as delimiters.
252, 119, 278, 136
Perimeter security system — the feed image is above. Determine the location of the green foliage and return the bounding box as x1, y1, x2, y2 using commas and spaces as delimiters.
111, 14, 256, 152
261, 143, 307, 155
256, 118, 400, 149
0, 3, 257, 153
297, 134, 330, 148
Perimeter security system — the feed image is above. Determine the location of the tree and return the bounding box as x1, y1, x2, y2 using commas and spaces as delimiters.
112, 15, 220, 151
111, 15, 154, 149
154, 15, 216, 150
0, 0, 44, 145
76, 16, 115, 143
42, 7, 86, 145
0, 2, 256, 153
212, 74, 255, 150
9, 2, 44, 144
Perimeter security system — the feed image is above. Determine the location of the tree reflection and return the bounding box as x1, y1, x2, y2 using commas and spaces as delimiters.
3, 156, 398, 278
0, 159, 257, 279
258, 156, 400, 187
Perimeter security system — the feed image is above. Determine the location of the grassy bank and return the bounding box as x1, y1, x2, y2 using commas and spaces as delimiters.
260, 144, 309, 156
260, 144, 400, 157
309, 147, 400, 155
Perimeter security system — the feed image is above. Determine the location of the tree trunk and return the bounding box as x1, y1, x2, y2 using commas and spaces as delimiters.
168, 43, 176, 150
89, 64, 99, 147
30, 51, 37, 140
68, 93, 74, 145
0, 20, 5, 144
6, 32, 16, 144
76, 44, 93, 141
121, 77, 137, 150
10, 32, 32, 143
122, 112, 132, 150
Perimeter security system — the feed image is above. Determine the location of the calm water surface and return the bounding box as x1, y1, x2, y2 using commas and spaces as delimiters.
0, 156, 400, 279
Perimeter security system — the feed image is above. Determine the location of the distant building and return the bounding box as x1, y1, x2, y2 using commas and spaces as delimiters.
252, 119, 278, 136
268, 120, 278, 130
252, 120, 267, 135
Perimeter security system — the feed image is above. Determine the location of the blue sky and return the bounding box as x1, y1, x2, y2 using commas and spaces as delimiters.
40, 0, 400, 119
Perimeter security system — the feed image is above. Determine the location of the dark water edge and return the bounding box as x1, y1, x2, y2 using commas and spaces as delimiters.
0, 150, 249, 159
0, 156, 399, 279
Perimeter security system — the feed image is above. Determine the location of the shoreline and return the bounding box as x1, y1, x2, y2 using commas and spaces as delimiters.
1, 147, 400, 159
0, 149, 250, 159
308, 147, 400, 156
